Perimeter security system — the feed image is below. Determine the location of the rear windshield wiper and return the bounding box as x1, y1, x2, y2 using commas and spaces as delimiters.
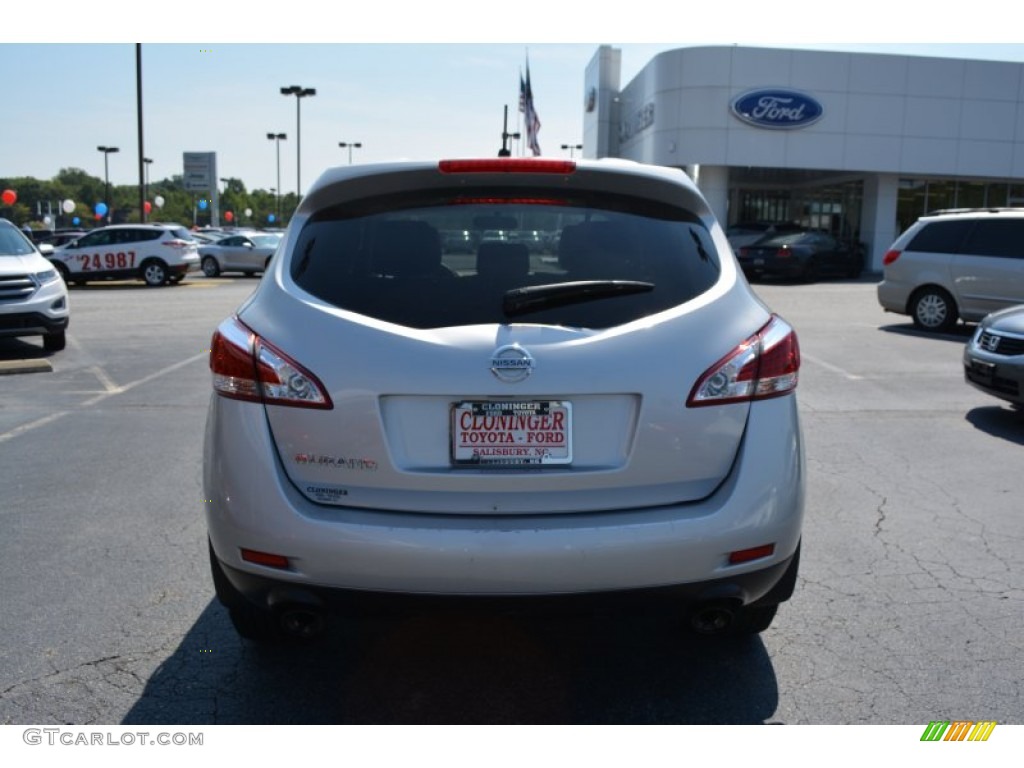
502, 280, 655, 317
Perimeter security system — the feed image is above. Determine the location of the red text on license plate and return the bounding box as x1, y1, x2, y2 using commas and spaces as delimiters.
451, 401, 572, 466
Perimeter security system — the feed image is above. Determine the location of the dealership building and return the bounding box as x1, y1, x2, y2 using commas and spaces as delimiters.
583, 45, 1024, 271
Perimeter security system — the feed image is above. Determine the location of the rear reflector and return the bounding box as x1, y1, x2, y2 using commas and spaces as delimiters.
882, 249, 901, 266
687, 315, 800, 407
439, 158, 576, 174
728, 544, 776, 565
240, 548, 291, 569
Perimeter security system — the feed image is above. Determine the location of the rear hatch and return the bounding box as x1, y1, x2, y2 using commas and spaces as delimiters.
231, 160, 779, 515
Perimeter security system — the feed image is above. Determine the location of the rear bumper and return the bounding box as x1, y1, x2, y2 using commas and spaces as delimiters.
214, 543, 801, 616
739, 258, 805, 279
171, 255, 201, 276
876, 280, 911, 314
204, 394, 805, 598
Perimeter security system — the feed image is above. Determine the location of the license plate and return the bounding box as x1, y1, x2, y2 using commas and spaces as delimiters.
754, 258, 765, 266
451, 401, 572, 466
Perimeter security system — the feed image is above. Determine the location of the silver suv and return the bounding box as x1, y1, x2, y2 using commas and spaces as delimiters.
50, 224, 200, 286
878, 209, 1024, 332
0, 219, 69, 352
203, 158, 805, 643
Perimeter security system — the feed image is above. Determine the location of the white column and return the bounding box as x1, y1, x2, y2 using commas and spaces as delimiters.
860, 174, 899, 273
695, 165, 729, 227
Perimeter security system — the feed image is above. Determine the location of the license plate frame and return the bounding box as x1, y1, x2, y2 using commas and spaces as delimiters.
451, 400, 572, 466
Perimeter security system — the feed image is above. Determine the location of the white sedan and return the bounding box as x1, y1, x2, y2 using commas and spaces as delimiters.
198, 232, 281, 277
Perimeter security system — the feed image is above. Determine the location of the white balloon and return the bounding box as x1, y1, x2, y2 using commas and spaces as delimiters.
245, 208, 253, 217
154, 195, 165, 209
43, 215, 52, 225
62, 199, 75, 214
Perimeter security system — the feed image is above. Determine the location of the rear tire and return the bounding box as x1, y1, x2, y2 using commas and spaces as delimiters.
141, 259, 169, 287
201, 256, 221, 277
910, 287, 957, 332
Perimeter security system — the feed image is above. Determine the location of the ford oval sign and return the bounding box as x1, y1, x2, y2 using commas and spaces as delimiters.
731, 89, 823, 130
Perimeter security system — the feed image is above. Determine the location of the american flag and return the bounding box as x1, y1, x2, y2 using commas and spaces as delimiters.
519, 60, 541, 156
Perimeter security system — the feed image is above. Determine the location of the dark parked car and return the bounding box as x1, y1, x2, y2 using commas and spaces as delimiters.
964, 305, 1024, 409
737, 230, 863, 281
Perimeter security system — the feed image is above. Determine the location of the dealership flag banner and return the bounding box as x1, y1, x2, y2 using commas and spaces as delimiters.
519, 57, 542, 156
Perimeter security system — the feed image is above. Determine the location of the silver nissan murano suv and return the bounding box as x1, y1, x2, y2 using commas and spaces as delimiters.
203, 158, 805, 643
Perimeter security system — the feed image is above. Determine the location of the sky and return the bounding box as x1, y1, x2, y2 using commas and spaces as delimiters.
3, 2, 1024, 197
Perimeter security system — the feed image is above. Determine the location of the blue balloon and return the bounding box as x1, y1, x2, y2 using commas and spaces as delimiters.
72, 217, 80, 225
267, 214, 276, 223
94, 202, 108, 216
198, 199, 208, 210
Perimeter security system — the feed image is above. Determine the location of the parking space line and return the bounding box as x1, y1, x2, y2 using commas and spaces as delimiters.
81, 352, 207, 407
802, 353, 864, 380
0, 411, 71, 444
90, 365, 120, 394
0, 352, 208, 443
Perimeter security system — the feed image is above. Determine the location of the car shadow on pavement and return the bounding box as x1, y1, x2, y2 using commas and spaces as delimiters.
121, 600, 779, 725
965, 405, 1024, 445
0, 336, 52, 360
877, 323, 975, 343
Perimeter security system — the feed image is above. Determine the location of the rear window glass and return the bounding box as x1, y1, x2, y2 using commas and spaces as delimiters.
906, 219, 974, 254
290, 189, 721, 330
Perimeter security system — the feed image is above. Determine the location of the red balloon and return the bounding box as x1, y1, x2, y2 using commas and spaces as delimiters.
225, 211, 234, 222
95, 213, 102, 220
144, 201, 152, 214
1, 189, 16, 206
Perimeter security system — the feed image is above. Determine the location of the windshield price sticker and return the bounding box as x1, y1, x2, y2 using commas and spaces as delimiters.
451, 401, 572, 466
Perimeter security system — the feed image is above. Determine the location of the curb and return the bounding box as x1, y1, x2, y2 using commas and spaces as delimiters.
0, 359, 54, 375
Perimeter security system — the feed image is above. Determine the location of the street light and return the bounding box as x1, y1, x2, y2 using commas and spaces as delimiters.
266, 132, 286, 222
561, 143, 583, 158
338, 141, 362, 165
97, 145, 119, 224
280, 85, 316, 197
497, 105, 520, 157
219, 177, 231, 226
143, 157, 153, 219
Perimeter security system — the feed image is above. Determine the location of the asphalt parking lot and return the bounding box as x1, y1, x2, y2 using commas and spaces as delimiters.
0, 274, 1021, 724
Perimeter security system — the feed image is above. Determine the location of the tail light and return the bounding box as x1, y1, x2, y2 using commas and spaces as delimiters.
209, 317, 332, 409
738, 247, 750, 257
775, 246, 792, 258
882, 249, 901, 266
687, 315, 800, 407
163, 239, 192, 249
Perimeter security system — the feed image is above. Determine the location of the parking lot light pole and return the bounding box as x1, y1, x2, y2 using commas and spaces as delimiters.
143, 157, 153, 219
338, 141, 362, 165
561, 143, 583, 158
280, 86, 315, 197
266, 132, 286, 222
97, 146, 119, 224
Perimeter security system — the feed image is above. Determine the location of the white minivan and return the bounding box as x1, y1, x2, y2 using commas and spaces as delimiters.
877, 209, 1024, 332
